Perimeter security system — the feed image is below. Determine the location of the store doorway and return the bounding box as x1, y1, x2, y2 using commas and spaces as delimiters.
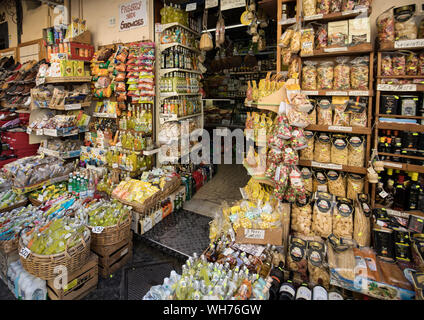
0, 22, 9, 50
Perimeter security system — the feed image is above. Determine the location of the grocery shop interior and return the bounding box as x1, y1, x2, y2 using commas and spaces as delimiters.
0, 0, 423, 301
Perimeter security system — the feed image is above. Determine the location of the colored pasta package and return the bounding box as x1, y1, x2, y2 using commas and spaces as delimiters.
381, 55, 393, 76
315, 24, 328, 50
377, 7, 395, 43
394, 7, 418, 41
350, 56, 369, 90
342, 0, 355, 11
348, 136, 365, 167
317, 0, 330, 15
331, 134, 348, 166
354, 193, 371, 247
290, 29, 301, 53
347, 173, 364, 200
317, 98, 332, 125
332, 197, 354, 239
302, 0, 316, 17
291, 194, 313, 236
406, 52, 419, 76
300, 131, 314, 161
392, 54, 406, 76
345, 97, 368, 127
306, 99, 317, 124
301, 28, 314, 56
333, 57, 350, 90
330, 0, 342, 13
313, 169, 328, 193
280, 27, 294, 48
307, 240, 330, 289
327, 170, 346, 198
312, 191, 333, 238
287, 236, 308, 280
286, 104, 310, 128
419, 52, 424, 75
302, 61, 317, 90
314, 133, 331, 163
333, 102, 350, 127
301, 167, 313, 193
328, 20, 348, 46
317, 61, 334, 90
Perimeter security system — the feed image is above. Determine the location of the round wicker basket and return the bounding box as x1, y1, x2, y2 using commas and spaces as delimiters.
87, 213, 131, 247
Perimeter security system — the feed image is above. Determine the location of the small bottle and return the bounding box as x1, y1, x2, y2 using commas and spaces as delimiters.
278, 280, 295, 300
295, 283, 312, 300
312, 285, 328, 300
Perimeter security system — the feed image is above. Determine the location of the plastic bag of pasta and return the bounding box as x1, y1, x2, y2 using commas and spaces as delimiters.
406, 52, 419, 76
314, 133, 331, 163
346, 97, 368, 127
317, 61, 334, 90
354, 193, 371, 247
288, 57, 300, 79
381, 54, 393, 76
331, 134, 348, 165
393, 53, 406, 76
300, 131, 314, 161
333, 57, 350, 90
301, 28, 314, 56
330, 0, 342, 13
312, 191, 333, 238
377, 7, 395, 43
317, 0, 330, 15
280, 27, 294, 48
302, 0, 316, 16
315, 24, 328, 49
302, 61, 317, 90
317, 98, 332, 125
347, 174, 364, 200
333, 102, 350, 126
307, 239, 330, 289
332, 197, 354, 239
326, 240, 355, 281
327, 170, 346, 198
313, 170, 328, 193
348, 136, 365, 167
287, 235, 308, 280
290, 29, 301, 53
306, 99, 317, 124
281, 49, 293, 66
350, 56, 369, 90
291, 193, 313, 236
301, 167, 313, 193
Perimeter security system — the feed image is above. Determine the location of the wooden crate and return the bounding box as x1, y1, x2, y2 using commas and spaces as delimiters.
0, 249, 19, 284
46, 253, 98, 300
91, 238, 133, 278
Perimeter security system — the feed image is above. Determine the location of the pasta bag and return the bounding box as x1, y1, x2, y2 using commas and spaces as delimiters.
332, 197, 354, 239
280, 27, 295, 48
354, 193, 371, 247
300, 131, 314, 161
291, 193, 313, 236
317, 98, 332, 126
300, 28, 314, 56
327, 240, 355, 281
333, 57, 350, 90
306, 99, 317, 125
313, 170, 328, 193
302, 0, 316, 16
290, 28, 301, 53
347, 173, 364, 200
287, 235, 308, 281
348, 136, 365, 167
327, 170, 346, 198
331, 134, 348, 165
301, 167, 313, 193
312, 191, 333, 238
302, 61, 317, 90
317, 61, 334, 90
307, 239, 330, 289
313, 133, 331, 163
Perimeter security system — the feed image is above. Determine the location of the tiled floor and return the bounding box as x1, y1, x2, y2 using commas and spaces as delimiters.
183, 164, 250, 217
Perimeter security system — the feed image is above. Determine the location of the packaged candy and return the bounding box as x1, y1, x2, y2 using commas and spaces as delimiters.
314, 133, 331, 163
268, 148, 283, 164
302, 61, 317, 90
333, 57, 350, 90
290, 128, 307, 151
342, 0, 355, 11
317, 61, 334, 90
331, 134, 348, 166
330, 0, 342, 13
350, 56, 369, 90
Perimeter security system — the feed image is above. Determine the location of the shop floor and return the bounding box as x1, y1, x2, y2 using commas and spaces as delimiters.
141, 209, 212, 258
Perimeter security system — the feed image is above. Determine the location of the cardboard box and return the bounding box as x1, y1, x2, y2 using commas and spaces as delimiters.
235, 203, 291, 246
349, 17, 370, 45
328, 20, 349, 46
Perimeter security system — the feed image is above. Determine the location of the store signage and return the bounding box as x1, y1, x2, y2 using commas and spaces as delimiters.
377, 84, 417, 92
119, 0, 147, 32
342, 8, 368, 15
221, 0, 246, 11
19, 247, 31, 259
326, 91, 348, 96
244, 229, 265, 240
394, 39, 424, 49
280, 18, 296, 25
349, 90, 369, 96
304, 14, 323, 21
328, 125, 352, 132
383, 161, 402, 169
324, 46, 348, 53
311, 161, 343, 170
64, 103, 81, 110
205, 0, 218, 8
186, 3, 197, 11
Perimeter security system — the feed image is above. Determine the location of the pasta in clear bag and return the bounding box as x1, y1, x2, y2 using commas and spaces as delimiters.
302, 61, 317, 90
317, 98, 332, 126
313, 170, 328, 193
300, 131, 314, 161
291, 194, 313, 236
333, 57, 350, 90
314, 133, 331, 163
333, 103, 350, 126
291, 29, 301, 53
347, 174, 364, 200
332, 197, 354, 239
301, 167, 313, 193
301, 28, 314, 56
280, 27, 295, 48
348, 136, 365, 167
327, 170, 346, 198
302, 0, 316, 16
354, 194, 371, 247
312, 191, 333, 238
331, 134, 348, 165
350, 56, 369, 90
317, 61, 334, 90
307, 240, 330, 289
306, 99, 317, 124
287, 236, 308, 280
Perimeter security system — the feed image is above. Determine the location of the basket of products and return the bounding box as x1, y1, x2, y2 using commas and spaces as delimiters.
19, 218, 91, 281
28, 183, 69, 207
0, 190, 28, 214
85, 199, 132, 247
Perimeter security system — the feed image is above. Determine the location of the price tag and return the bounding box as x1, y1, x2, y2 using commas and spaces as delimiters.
326, 91, 348, 96
342, 8, 367, 15
92, 226, 104, 234
154, 209, 162, 224
328, 125, 353, 132
143, 218, 153, 233
155, 23, 163, 33
205, 0, 218, 8
244, 229, 265, 240
349, 90, 369, 96
311, 161, 343, 170
379, 191, 389, 199
36, 129, 44, 136
26, 127, 32, 134
377, 84, 417, 92
394, 39, 424, 49
64, 104, 81, 110
112, 163, 118, 169
324, 47, 348, 53
280, 17, 296, 25
279, 101, 287, 114
186, 3, 196, 11
221, 0, 246, 11
383, 161, 402, 169
19, 247, 31, 259
233, 243, 265, 257
304, 14, 323, 21
302, 90, 318, 95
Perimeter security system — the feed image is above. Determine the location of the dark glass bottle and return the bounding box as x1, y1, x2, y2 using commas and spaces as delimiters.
407, 172, 420, 211
295, 283, 312, 300
384, 169, 395, 207
268, 263, 285, 300
393, 174, 406, 211
278, 280, 295, 300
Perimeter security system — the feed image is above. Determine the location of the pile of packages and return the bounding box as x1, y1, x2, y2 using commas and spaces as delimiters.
0, 190, 27, 209
111, 179, 160, 206
380, 51, 424, 85
82, 199, 132, 228
29, 183, 69, 203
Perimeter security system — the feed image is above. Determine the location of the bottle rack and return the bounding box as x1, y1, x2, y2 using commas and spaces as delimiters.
277, 0, 374, 194
371, 41, 424, 208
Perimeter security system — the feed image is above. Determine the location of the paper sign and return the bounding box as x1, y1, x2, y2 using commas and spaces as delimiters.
119, 0, 147, 32
326, 91, 348, 96
377, 84, 417, 92
311, 161, 343, 170
244, 229, 265, 240
120, 248, 129, 257
154, 209, 162, 224
342, 8, 367, 15
19, 247, 31, 259
279, 101, 287, 114
302, 90, 318, 95
304, 14, 323, 21
92, 226, 104, 234
280, 18, 296, 25
143, 218, 153, 233
205, 0, 218, 8
324, 47, 348, 53
221, 0, 246, 11
383, 161, 402, 169
394, 39, 424, 49
186, 3, 196, 11
328, 125, 353, 132
349, 90, 369, 96
64, 104, 81, 110
26, 127, 32, 134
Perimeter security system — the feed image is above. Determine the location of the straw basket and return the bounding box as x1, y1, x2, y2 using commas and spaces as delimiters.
0, 238, 19, 254
28, 196, 42, 207
87, 213, 131, 247
0, 200, 28, 214
19, 228, 91, 280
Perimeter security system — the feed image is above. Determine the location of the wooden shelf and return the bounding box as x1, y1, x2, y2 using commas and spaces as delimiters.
377, 122, 424, 133
306, 124, 371, 134
377, 114, 424, 120
378, 152, 424, 161
44, 76, 92, 83
301, 89, 373, 96
160, 22, 200, 37
373, 203, 424, 218
298, 160, 367, 174
301, 43, 373, 58
380, 160, 424, 174
302, 8, 370, 23
379, 40, 424, 52
378, 75, 424, 79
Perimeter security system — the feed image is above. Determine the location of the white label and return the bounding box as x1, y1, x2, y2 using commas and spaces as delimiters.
377, 84, 417, 92
324, 47, 348, 53
279, 284, 295, 297
328, 292, 344, 300
280, 17, 296, 25
120, 248, 129, 257
92, 226, 104, 234
232, 243, 265, 257
342, 8, 367, 15
37, 195, 43, 202
349, 90, 369, 96
143, 218, 153, 233
311, 161, 343, 170
302, 90, 318, 95
379, 191, 389, 199
328, 125, 352, 132
186, 2, 196, 11
205, 0, 218, 8
383, 161, 402, 169
155, 23, 162, 33
19, 247, 31, 259
304, 14, 323, 21
112, 163, 118, 169
326, 91, 348, 96
154, 209, 162, 224
244, 229, 265, 240
313, 286, 328, 300
221, 0, 246, 11
296, 286, 312, 300
26, 127, 32, 134
64, 104, 81, 110
279, 101, 287, 114
394, 39, 424, 49
43, 128, 57, 136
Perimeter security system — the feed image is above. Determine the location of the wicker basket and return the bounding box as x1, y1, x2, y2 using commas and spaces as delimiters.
0, 238, 18, 254
28, 196, 42, 207
19, 228, 91, 281
87, 213, 131, 247
0, 200, 28, 214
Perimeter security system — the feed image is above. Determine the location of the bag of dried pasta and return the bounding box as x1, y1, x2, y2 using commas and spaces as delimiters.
348, 136, 365, 167
327, 170, 346, 198
346, 97, 367, 127
317, 0, 330, 15
302, 0, 316, 16
350, 56, 369, 90
317, 61, 334, 90
280, 27, 294, 48
347, 173, 364, 200
406, 52, 419, 76
330, 0, 342, 13
332, 196, 354, 239
288, 56, 300, 79
331, 134, 348, 165
317, 98, 332, 125
313, 170, 328, 193
312, 191, 333, 238
287, 235, 308, 280
301, 28, 314, 56
306, 99, 317, 124
354, 193, 371, 247
314, 133, 331, 163
377, 7, 395, 43
333, 100, 350, 126
381, 54, 393, 76
393, 53, 406, 76
302, 61, 317, 90
301, 167, 313, 192
300, 131, 314, 161
327, 240, 355, 281
281, 49, 293, 66
291, 193, 313, 236
307, 239, 330, 289
333, 57, 350, 90
290, 28, 301, 53
315, 24, 328, 49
